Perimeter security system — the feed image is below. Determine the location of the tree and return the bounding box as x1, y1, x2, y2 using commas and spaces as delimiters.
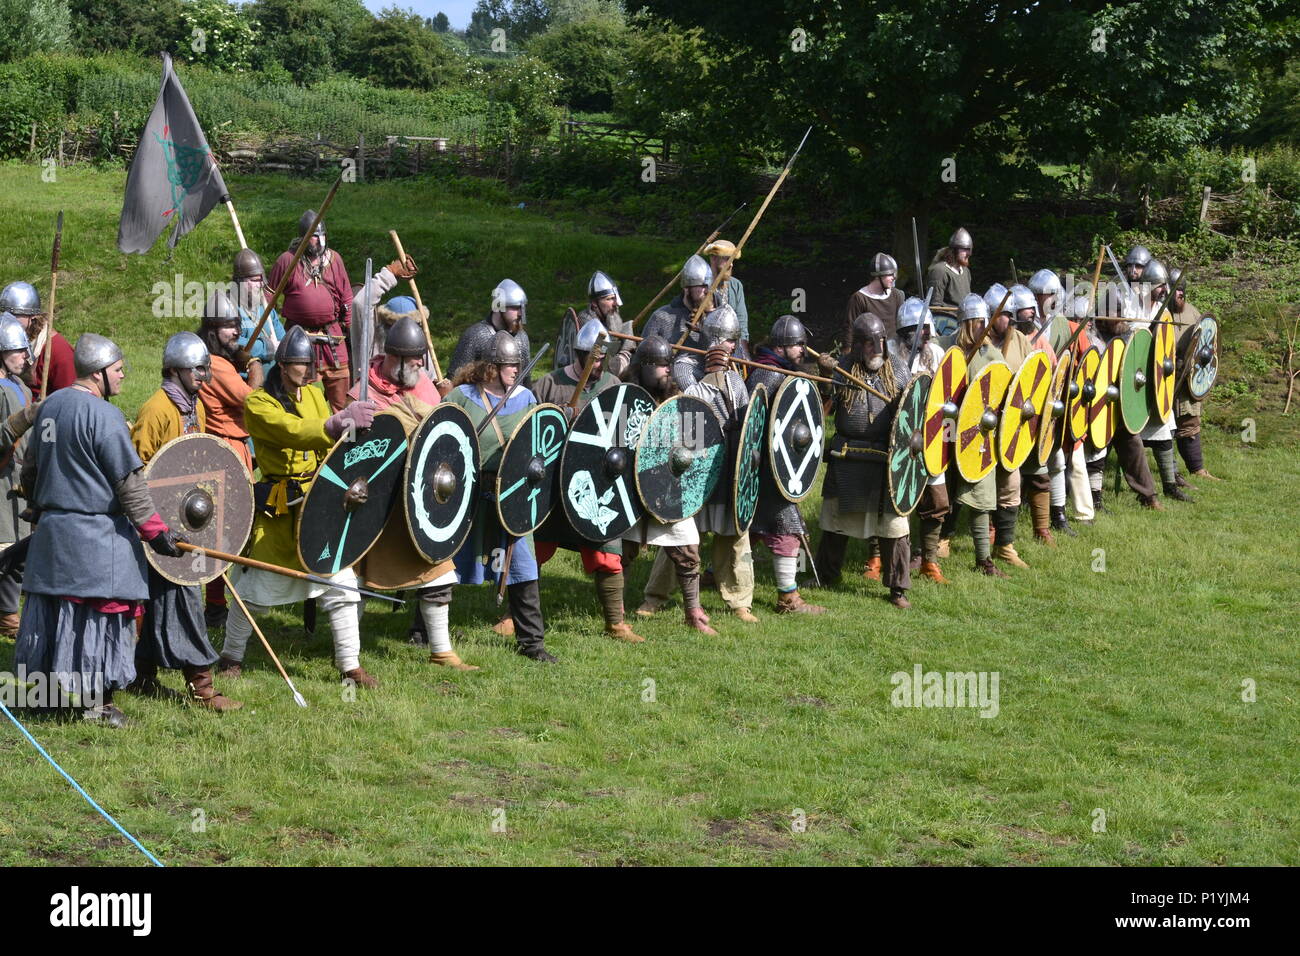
179, 0, 256, 73
350, 7, 454, 89
69, 0, 184, 56
467, 0, 551, 48
431, 12, 451, 33
0, 0, 70, 60
628, 0, 1300, 266
248, 0, 372, 83
529, 16, 627, 111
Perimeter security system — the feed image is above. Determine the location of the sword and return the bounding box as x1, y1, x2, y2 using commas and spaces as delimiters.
799, 532, 820, 588
905, 287, 935, 373
911, 216, 925, 298
1104, 244, 1136, 305
359, 257, 373, 401
477, 342, 550, 437
176, 543, 404, 604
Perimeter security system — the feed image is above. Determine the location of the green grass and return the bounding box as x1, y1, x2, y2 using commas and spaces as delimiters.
0, 165, 1296, 866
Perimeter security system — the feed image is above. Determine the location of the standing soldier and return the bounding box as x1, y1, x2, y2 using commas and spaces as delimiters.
449, 279, 532, 387
746, 315, 827, 613
1122, 245, 1152, 285
1137, 259, 1192, 503
815, 313, 914, 607
572, 271, 633, 378
269, 211, 354, 411
349, 256, 422, 368
643, 255, 713, 349
704, 240, 749, 355
231, 249, 284, 381
0, 314, 33, 636
15, 334, 188, 728
218, 327, 381, 686
1167, 267, 1218, 482
128, 333, 241, 710
1, 281, 75, 399
845, 253, 906, 343
926, 228, 974, 324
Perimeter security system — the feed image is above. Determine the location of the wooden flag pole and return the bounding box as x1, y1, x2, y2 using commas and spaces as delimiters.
222, 196, 248, 250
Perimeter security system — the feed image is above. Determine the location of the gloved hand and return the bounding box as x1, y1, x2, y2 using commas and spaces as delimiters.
147, 528, 187, 558
325, 400, 378, 439
387, 256, 418, 280
6, 399, 42, 436
704, 347, 730, 374
816, 352, 837, 372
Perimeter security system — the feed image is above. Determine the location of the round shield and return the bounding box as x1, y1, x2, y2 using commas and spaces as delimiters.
496, 403, 567, 536
1087, 338, 1125, 450
298, 413, 409, 576
142, 433, 253, 586
1068, 346, 1100, 444
923, 346, 968, 477
768, 375, 825, 502
888, 372, 931, 516
1119, 326, 1153, 433
635, 394, 725, 522
560, 382, 655, 542
996, 350, 1052, 470
553, 307, 580, 373
1150, 314, 1177, 421
956, 361, 1012, 483
1180, 315, 1219, 400
405, 403, 481, 563
1036, 352, 1073, 466
732, 383, 770, 535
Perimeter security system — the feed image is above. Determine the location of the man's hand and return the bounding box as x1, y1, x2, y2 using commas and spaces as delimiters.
325, 399, 378, 439
387, 256, 418, 281
434, 378, 452, 398
816, 352, 837, 372
704, 347, 730, 374
148, 529, 187, 558
230, 348, 252, 374
245, 359, 265, 389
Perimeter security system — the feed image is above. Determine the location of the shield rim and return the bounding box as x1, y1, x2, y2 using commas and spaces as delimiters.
403, 403, 481, 564
559, 382, 653, 543
887, 372, 932, 516
732, 383, 770, 536
553, 306, 580, 372
767, 375, 825, 503
634, 394, 725, 523
923, 345, 968, 477
956, 360, 1012, 483
996, 350, 1053, 470
495, 402, 568, 537
141, 433, 253, 587
1119, 327, 1153, 434
1068, 345, 1100, 443
1184, 315, 1219, 400
1036, 351, 1073, 466
1150, 316, 1176, 420
1088, 337, 1125, 450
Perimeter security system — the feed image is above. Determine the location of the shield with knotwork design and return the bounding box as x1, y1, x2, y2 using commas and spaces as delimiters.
560, 383, 654, 542
1179, 315, 1219, 400
997, 350, 1052, 470
1087, 338, 1125, 450
923, 345, 968, 477
768, 375, 824, 502
404, 403, 481, 564
635, 395, 725, 523
1119, 327, 1153, 434
732, 383, 769, 535
888, 372, 931, 516
297, 413, 409, 575
496, 403, 567, 537
955, 361, 1012, 483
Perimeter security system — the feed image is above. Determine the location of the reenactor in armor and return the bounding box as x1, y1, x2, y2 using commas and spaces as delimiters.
230, 248, 280, 383
1167, 267, 1218, 482
643, 254, 713, 351
926, 228, 974, 327
448, 279, 532, 387
0, 314, 33, 636
0, 280, 75, 399
572, 271, 633, 378
1136, 259, 1192, 502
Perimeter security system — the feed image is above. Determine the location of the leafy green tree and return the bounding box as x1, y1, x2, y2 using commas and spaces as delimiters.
179, 0, 256, 72
248, 0, 371, 84
480, 52, 562, 145
431, 12, 451, 33
0, 0, 71, 61
350, 7, 455, 89
467, 0, 551, 48
69, 0, 184, 56
529, 16, 627, 111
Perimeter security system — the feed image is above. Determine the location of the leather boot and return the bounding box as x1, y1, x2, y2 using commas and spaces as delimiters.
341, 666, 379, 689
776, 590, 826, 614
215, 656, 242, 679
994, 543, 1030, 569
303, 598, 317, 636
0, 611, 17, 637
1091, 489, 1106, 514
909, 550, 923, 571
183, 667, 243, 712
976, 558, 1008, 578
1192, 468, 1221, 481
1175, 471, 1197, 490
935, 538, 951, 559
635, 599, 664, 618
862, 556, 882, 581
1050, 505, 1077, 537
684, 606, 717, 636
126, 660, 183, 701
1163, 483, 1194, 503
203, 604, 226, 629
1139, 494, 1164, 511
919, 561, 949, 584
731, 607, 759, 623
1029, 491, 1055, 546
429, 651, 480, 672
492, 614, 515, 637
815, 531, 848, 585
596, 571, 644, 642
508, 580, 554, 662
887, 588, 911, 609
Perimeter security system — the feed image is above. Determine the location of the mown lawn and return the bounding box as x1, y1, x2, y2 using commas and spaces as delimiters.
0, 164, 1295, 866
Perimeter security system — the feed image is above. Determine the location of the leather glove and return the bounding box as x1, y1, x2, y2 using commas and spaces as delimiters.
387, 256, 418, 280
230, 347, 252, 374
6, 399, 40, 437
148, 529, 187, 558
816, 352, 837, 372
704, 347, 730, 374
325, 400, 378, 439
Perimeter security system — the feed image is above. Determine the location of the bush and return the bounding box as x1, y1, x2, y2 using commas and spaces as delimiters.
529, 18, 628, 112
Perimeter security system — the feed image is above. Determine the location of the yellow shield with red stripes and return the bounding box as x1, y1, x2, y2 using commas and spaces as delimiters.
1087, 338, 1125, 450
956, 361, 1012, 483
1150, 315, 1176, 421
1036, 353, 1073, 466
996, 350, 1052, 470
1068, 346, 1100, 443
923, 346, 968, 476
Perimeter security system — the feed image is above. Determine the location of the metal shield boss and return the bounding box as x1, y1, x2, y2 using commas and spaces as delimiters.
141, 433, 254, 586
1068, 346, 1100, 444
732, 383, 770, 535
1119, 327, 1153, 433
997, 350, 1052, 470
1087, 338, 1125, 450
768, 375, 824, 502
634, 394, 724, 523
560, 383, 654, 542
1180, 315, 1219, 400
496, 403, 567, 537
404, 403, 481, 564
888, 372, 931, 516
955, 361, 1012, 482
923, 345, 968, 477
297, 413, 409, 576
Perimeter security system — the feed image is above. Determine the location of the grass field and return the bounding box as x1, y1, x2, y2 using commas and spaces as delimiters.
0, 164, 1296, 866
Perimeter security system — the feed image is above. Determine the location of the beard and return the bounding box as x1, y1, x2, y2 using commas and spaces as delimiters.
395, 363, 422, 389
865, 355, 885, 372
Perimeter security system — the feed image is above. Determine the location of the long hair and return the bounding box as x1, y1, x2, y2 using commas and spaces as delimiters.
957, 321, 983, 352
263, 364, 300, 416
451, 360, 498, 389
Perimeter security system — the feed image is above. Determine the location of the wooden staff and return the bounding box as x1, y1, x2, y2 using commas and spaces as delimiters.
803, 345, 893, 402
964, 288, 1014, 360
238, 174, 343, 360
629, 200, 747, 330
222, 195, 248, 249
177, 542, 402, 604
222, 571, 308, 708
388, 229, 442, 380
568, 329, 607, 410
675, 127, 813, 346
40, 211, 63, 399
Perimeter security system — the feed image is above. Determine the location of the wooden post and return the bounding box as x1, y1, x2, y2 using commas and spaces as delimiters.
57, 131, 63, 166
415, 141, 421, 174
1199, 185, 1212, 223
357, 132, 365, 182
29, 122, 36, 158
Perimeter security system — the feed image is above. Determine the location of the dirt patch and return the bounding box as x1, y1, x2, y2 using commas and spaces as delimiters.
785, 694, 828, 708
706, 815, 797, 852
997, 824, 1076, 847
490, 727, 528, 739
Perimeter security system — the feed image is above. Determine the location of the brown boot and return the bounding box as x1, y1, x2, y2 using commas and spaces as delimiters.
215, 656, 242, 679
429, 650, 480, 671
684, 606, 717, 636
919, 561, 950, 584
1139, 494, 1164, 511
1192, 468, 1221, 481
862, 556, 882, 581
342, 666, 379, 689
976, 558, 1008, 578
1030, 490, 1055, 546
887, 588, 911, 609
1034, 528, 1057, 546
126, 662, 183, 702
776, 590, 826, 614
935, 538, 951, 559
183, 667, 243, 712
994, 543, 1030, 569
492, 614, 515, 637
732, 607, 760, 623
0, 611, 19, 637
606, 621, 646, 643
596, 571, 643, 642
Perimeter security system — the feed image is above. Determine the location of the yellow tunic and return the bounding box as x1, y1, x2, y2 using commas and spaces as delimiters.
244, 384, 333, 570
130, 388, 207, 464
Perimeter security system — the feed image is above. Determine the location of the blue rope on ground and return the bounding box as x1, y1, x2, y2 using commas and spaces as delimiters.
0, 700, 164, 867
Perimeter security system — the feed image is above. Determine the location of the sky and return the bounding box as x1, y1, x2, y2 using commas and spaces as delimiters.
362, 1, 478, 30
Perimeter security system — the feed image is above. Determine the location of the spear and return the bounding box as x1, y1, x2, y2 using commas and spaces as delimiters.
911, 216, 925, 298
964, 288, 1015, 360
222, 571, 308, 708
176, 543, 403, 604
40, 211, 63, 399
630, 201, 748, 331
388, 229, 442, 380
675, 127, 813, 346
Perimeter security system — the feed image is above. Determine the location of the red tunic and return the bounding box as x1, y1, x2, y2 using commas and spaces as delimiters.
30, 331, 76, 400
269, 247, 352, 369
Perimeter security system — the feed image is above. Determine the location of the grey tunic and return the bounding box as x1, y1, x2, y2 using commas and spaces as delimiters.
0, 377, 31, 544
